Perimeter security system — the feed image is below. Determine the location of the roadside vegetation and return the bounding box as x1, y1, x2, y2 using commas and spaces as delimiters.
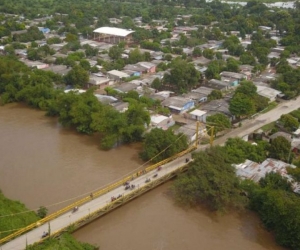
0, 190, 39, 239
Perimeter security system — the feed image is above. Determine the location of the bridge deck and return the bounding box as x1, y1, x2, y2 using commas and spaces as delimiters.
1, 149, 194, 250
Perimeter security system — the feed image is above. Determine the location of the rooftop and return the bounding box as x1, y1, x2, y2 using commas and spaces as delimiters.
93, 27, 134, 37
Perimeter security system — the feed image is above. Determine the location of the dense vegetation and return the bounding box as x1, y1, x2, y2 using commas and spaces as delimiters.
0, 190, 39, 239
247, 174, 300, 250
0, 55, 153, 149
140, 128, 188, 163
173, 137, 300, 249
229, 81, 269, 118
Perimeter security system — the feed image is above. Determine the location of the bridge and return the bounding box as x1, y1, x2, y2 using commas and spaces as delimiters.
0, 142, 198, 250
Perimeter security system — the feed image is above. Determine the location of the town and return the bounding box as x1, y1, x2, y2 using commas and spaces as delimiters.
0, 0, 300, 249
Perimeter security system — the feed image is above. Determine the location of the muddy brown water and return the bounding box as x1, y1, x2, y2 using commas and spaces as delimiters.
0, 104, 285, 250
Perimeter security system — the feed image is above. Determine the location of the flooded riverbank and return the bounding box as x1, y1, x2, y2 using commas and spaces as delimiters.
0, 103, 285, 250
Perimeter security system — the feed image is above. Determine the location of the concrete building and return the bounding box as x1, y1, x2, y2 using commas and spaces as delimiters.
200, 99, 233, 120
183, 91, 208, 103
162, 96, 195, 113
189, 109, 207, 122
220, 71, 246, 86
111, 101, 129, 113
137, 62, 156, 73
93, 27, 134, 44
191, 86, 214, 102
123, 64, 145, 75
175, 121, 206, 143
113, 82, 137, 93
256, 85, 282, 102
150, 114, 175, 130
88, 74, 110, 89
205, 79, 232, 91
107, 70, 130, 81
41, 64, 71, 76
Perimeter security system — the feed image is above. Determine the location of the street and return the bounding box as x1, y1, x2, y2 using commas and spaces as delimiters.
201, 97, 300, 149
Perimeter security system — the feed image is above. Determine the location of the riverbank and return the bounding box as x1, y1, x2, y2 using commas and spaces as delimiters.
0, 104, 286, 250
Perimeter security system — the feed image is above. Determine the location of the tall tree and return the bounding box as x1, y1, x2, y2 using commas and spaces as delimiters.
229, 93, 255, 118
206, 113, 231, 136
64, 65, 89, 87
173, 146, 247, 212
140, 128, 188, 163
269, 136, 292, 162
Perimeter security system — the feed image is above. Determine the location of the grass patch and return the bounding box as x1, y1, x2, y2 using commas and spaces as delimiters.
260, 101, 278, 114
259, 121, 276, 132
0, 190, 39, 239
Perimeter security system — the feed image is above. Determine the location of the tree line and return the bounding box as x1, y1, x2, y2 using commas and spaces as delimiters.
173, 137, 300, 249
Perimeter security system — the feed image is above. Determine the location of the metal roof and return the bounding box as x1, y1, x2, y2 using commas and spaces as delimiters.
93, 27, 134, 37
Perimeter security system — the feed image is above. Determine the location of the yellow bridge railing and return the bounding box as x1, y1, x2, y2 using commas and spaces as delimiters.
0, 145, 196, 245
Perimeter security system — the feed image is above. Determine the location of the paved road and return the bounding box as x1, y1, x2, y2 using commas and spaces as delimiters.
200, 97, 300, 149
1, 154, 191, 250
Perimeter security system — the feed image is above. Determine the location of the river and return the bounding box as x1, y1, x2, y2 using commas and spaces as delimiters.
0, 104, 285, 250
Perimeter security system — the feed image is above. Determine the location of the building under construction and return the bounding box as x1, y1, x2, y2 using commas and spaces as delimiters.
93, 27, 134, 44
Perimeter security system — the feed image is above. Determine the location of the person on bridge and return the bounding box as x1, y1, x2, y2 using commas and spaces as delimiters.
42, 232, 49, 238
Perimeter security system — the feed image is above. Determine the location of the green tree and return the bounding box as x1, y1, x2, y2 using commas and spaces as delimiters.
287, 166, 300, 182
192, 47, 202, 57
240, 52, 256, 65
269, 136, 292, 162
225, 58, 240, 72
108, 45, 123, 60
173, 146, 247, 212
151, 77, 162, 90
259, 172, 293, 192
128, 48, 145, 64
229, 93, 255, 118
164, 59, 200, 93
279, 114, 299, 132
206, 113, 231, 136
64, 65, 89, 87
235, 81, 257, 98
253, 95, 269, 112
225, 138, 268, 163
140, 128, 188, 163
122, 102, 150, 143
208, 89, 222, 101
37, 206, 48, 218
202, 48, 214, 59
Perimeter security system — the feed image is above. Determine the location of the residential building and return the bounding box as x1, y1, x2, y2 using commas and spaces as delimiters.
189, 109, 207, 122
175, 121, 206, 143
88, 74, 110, 89
220, 71, 246, 86
162, 96, 195, 113
113, 82, 137, 93
107, 70, 130, 81
137, 62, 156, 73
150, 114, 175, 130
205, 79, 232, 91
233, 158, 300, 193
256, 85, 282, 102
200, 99, 233, 120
